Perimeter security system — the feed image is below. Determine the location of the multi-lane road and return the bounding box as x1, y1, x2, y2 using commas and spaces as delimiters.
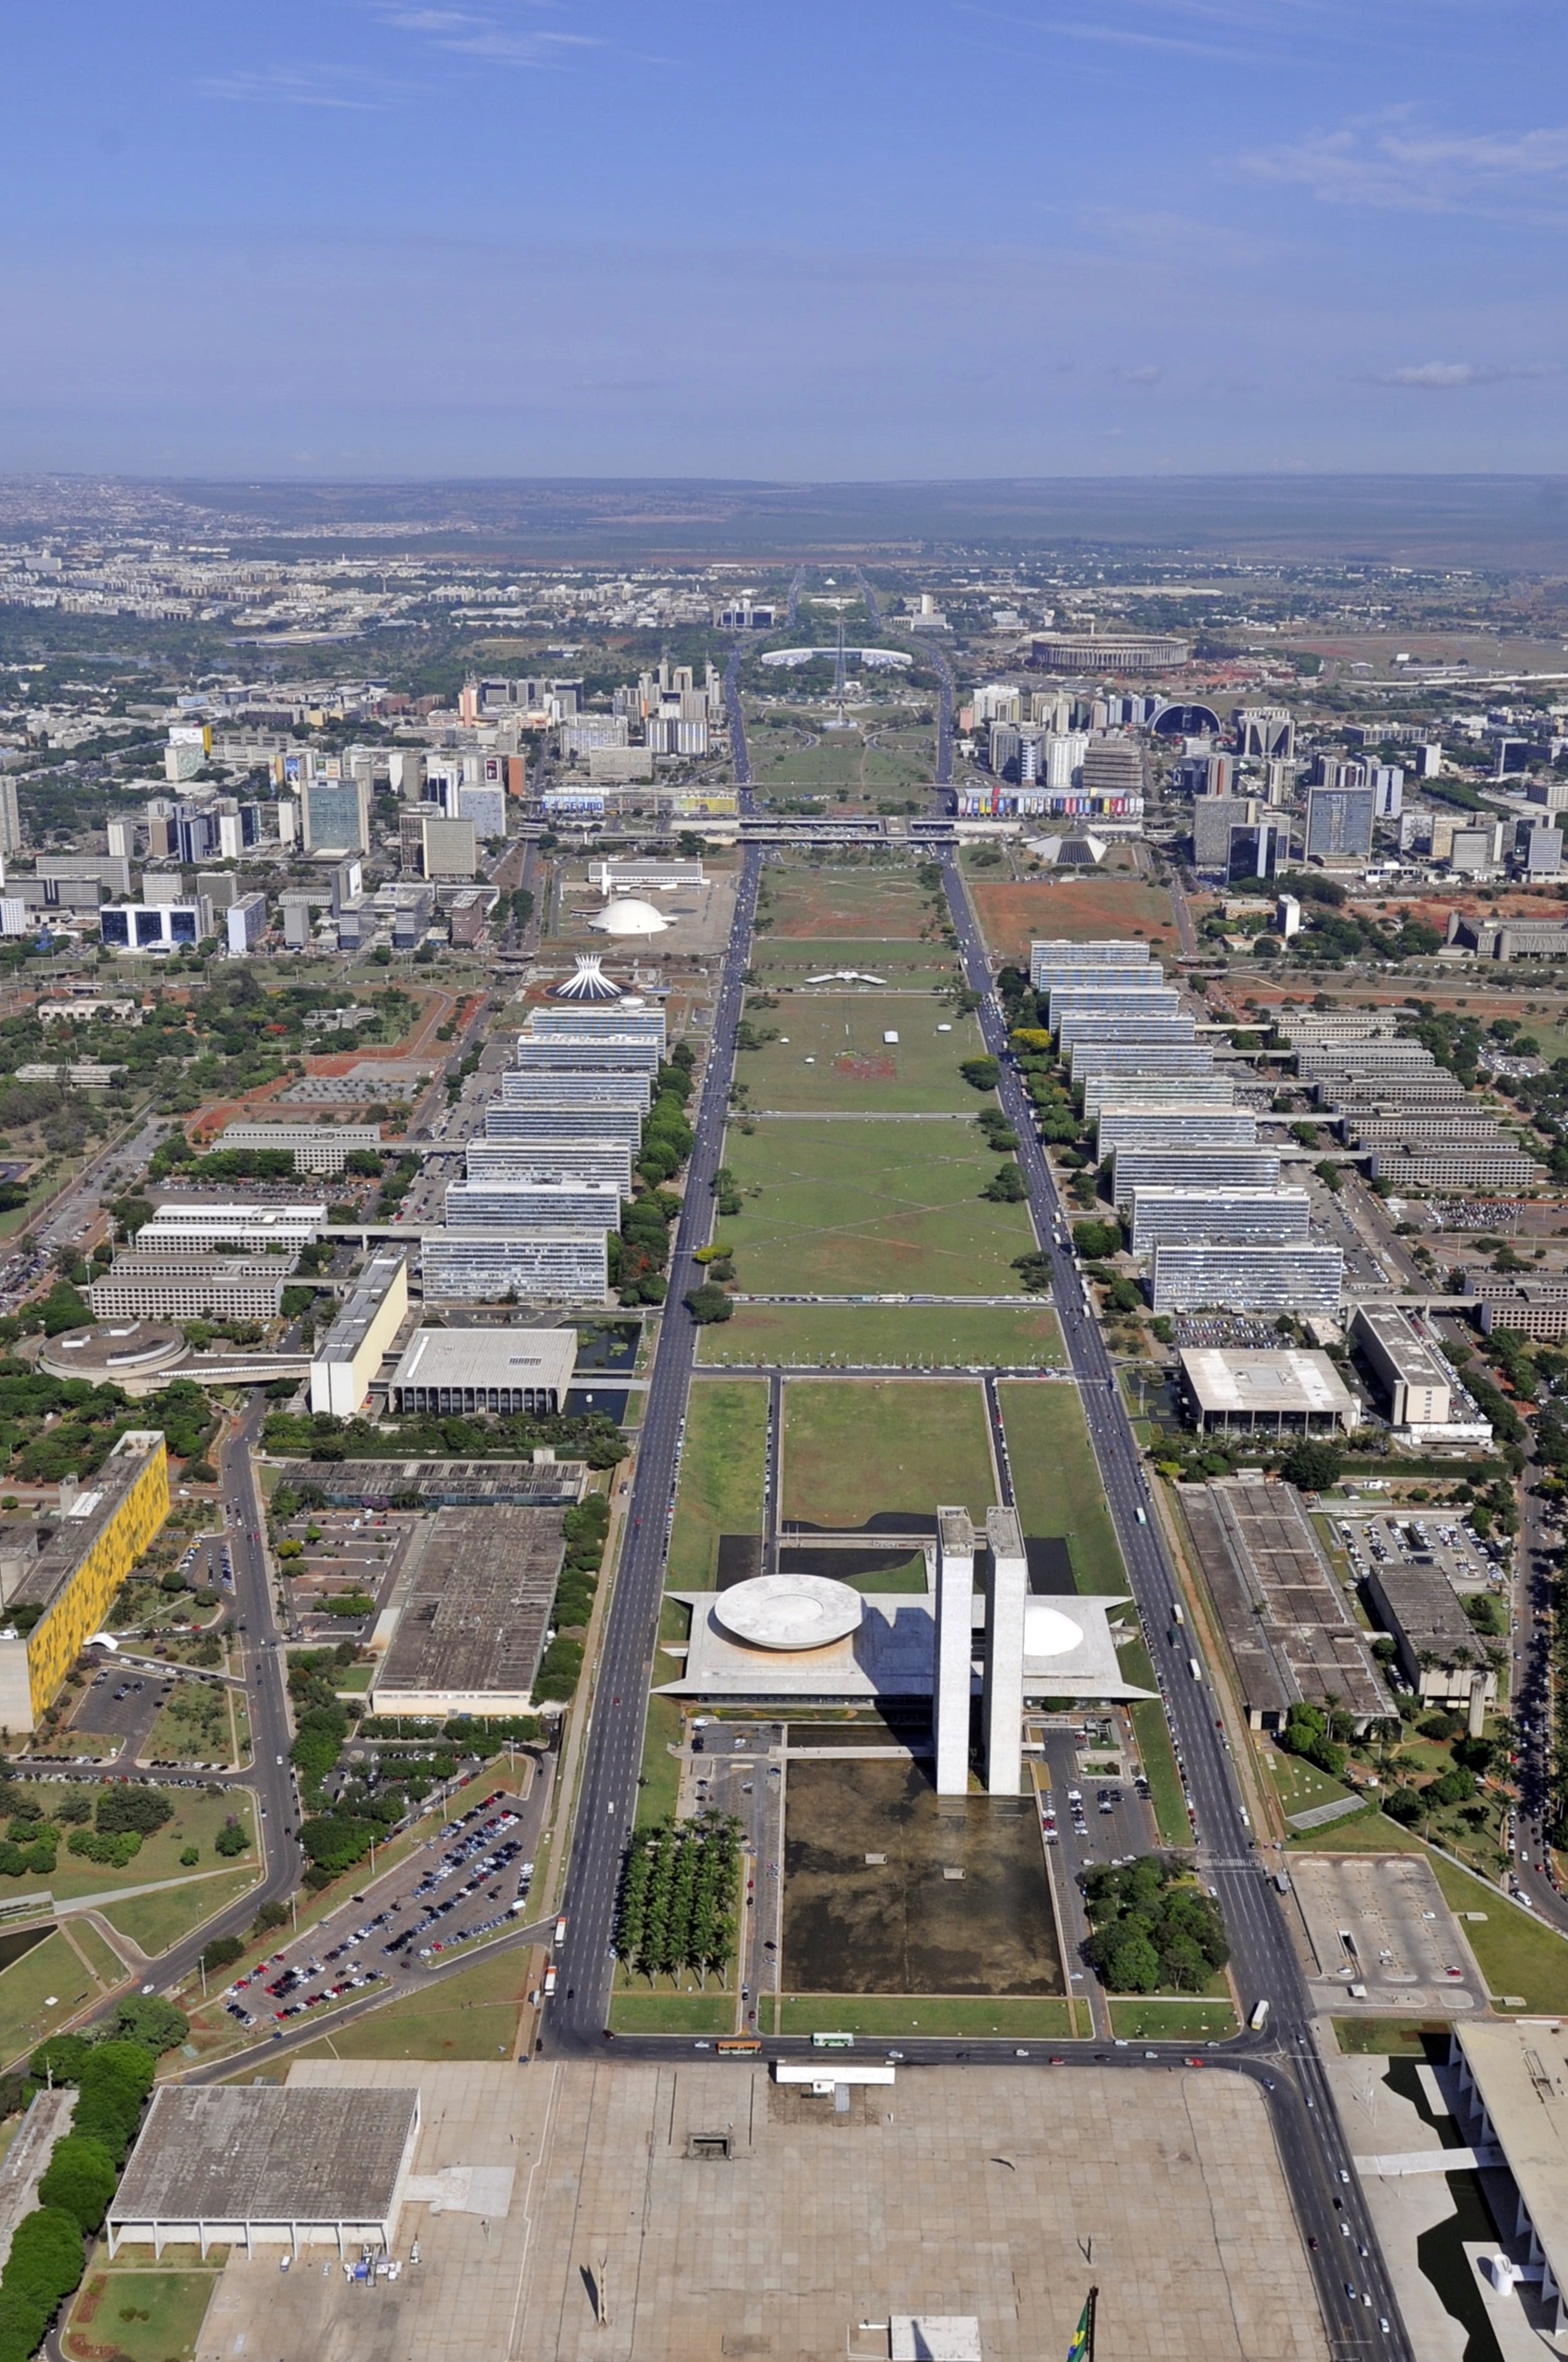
550, 848, 761, 2041
536, 809, 1416, 2351
939, 854, 1414, 2358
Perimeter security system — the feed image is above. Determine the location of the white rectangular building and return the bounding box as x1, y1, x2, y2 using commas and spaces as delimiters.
134, 1202, 327, 1254
933, 1506, 975, 1797
221, 1122, 383, 1178
90, 1255, 290, 1323
1350, 1302, 1453, 1427
1128, 1186, 1311, 1257
225, 893, 268, 955
464, 1140, 633, 1195
442, 1175, 620, 1231
310, 1247, 409, 1417
1150, 1244, 1344, 1316
419, 1231, 607, 1302
387, 1325, 577, 1416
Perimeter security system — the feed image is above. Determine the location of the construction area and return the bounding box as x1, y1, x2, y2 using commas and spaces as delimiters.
188, 2058, 1328, 2362
1177, 1477, 1392, 1732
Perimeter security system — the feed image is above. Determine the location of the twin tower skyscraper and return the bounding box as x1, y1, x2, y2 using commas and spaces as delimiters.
933, 1504, 1028, 1797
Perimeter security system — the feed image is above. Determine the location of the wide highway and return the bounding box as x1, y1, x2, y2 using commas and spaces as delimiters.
549, 846, 761, 2042
939, 854, 1414, 2359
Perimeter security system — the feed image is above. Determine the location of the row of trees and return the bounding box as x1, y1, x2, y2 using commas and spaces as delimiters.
0, 2008, 190, 2362
615, 1814, 741, 1986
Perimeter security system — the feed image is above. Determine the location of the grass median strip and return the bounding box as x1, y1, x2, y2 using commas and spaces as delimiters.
667, 1380, 767, 1588
776, 1995, 1073, 2037
698, 1301, 1064, 1369
998, 1382, 1127, 1595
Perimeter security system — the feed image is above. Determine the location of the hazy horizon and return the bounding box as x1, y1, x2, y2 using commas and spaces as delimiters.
2, 3, 1564, 482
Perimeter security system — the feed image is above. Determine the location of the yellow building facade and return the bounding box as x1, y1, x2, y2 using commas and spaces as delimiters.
0, 1432, 171, 1733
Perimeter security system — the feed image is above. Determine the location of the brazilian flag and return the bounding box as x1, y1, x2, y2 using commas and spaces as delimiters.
1066, 2295, 1095, 2362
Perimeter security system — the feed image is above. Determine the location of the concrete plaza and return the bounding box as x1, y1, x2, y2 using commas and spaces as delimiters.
192, 2057, 1327, 2362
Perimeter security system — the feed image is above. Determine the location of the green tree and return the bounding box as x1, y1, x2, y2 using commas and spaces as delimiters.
36, 2135, 117, 2236
1280, 1438, 1342, 1493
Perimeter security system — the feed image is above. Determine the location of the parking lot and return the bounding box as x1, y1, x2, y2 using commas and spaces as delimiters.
1289, 1854, 1487, 2014
210, 1783, 540, 2039
1038, 1720, 1158, 1874
272, 1503, 414, 1637
1337, 1510, 1507, 1603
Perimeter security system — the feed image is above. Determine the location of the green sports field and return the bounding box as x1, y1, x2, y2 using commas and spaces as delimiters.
715, 1117, 1036, 1295
698, 1300, 1064, 1368
781, 1379, 996, 1526
735, 998, 991, 1112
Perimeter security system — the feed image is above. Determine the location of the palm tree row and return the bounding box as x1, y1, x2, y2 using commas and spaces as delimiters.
615, 1812, 742, 1986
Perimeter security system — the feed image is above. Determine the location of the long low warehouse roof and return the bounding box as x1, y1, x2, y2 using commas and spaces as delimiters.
109, 2086, 419, 2233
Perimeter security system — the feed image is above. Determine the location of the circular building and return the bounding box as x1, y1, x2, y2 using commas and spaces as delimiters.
714, 1573, 863, 1653
40, 1323, 189, 1390
590, 898, 670, 938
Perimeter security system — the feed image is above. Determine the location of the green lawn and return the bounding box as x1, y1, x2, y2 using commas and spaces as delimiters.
48, 1785, 255, 1901
752, 938, 957, 981
1334, 2018, 1452, 2056
758, 862, 933, 938
777, 1995, 1073, 2037
64, 1917, 127, 1989
288, 1943, 525, 2062
1263, 1748, 1354, 1815
636, 1692, 683, 1829
1110, 1637, 1188, 1850
715, 1117, 1036, 1295
1426, 1855, 1568, 2011
1128, 1703, 1192, 1845
698, 1301, 1063, 1369
65, 2269, 218, 2362
101, 1867, 260, 1956
667, 1380, 767, 1587
733, 1002, 994, 1114
1106, 1997, 1239, 2040
608, 1991, 736, 2033
141, 1684, 233, 1767
781, 1380, 996, 1526
997, 1383, 1128, 1594
1287, 1808, 1415, 1854
0, 1927, 112, 2068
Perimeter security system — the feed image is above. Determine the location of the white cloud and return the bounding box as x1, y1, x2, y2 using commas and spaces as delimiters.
1372, 359, 1560, 389
1242, 111, 1568, 216
373, 5, 602, 65
199, 64, 396, 109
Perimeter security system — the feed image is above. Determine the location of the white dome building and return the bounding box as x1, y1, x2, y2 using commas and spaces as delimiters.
590, 898, 670, 938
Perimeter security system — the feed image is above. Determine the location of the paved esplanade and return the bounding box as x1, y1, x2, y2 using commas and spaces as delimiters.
938, 854, 1414, 2360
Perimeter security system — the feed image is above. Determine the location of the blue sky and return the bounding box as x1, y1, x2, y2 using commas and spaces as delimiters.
2, 1, 1564, 478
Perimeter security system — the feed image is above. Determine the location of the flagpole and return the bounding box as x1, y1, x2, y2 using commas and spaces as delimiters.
1085, 2286, 1098, 2362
